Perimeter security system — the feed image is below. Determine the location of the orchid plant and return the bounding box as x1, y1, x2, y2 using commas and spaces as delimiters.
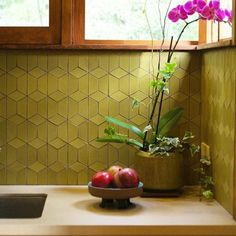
97, 0, 232, 156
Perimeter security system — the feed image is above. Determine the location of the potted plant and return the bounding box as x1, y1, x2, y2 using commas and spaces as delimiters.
97, 0, 232, 192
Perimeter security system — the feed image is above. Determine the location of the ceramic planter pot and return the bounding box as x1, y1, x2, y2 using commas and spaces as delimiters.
134, 150, 184, 191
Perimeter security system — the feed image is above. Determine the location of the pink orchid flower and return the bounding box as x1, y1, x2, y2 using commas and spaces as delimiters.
215, 8, 226, 22
195, 0, 207, 13
187, 0, 206, 14
225, 9, 232, 23
200, 0, 220, 20
183, 1, 196, 15
209, 0, 220, 10
168, 0, 232, 24
168, 5, 188, 22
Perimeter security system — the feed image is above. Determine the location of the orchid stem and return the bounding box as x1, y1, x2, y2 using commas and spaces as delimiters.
155, 37, 173, 138
142, 91, 161, 151
169, 18, 199, 60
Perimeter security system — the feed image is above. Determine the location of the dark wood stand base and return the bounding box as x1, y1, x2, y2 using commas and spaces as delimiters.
100, 198, 133, 209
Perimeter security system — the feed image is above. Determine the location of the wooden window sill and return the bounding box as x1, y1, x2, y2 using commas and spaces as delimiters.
0, 41, 233, 51
0, 43, 197, 51
197, 39, 232, 50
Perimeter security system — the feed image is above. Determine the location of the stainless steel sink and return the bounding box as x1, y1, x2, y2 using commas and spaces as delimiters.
0, 194, 47, 218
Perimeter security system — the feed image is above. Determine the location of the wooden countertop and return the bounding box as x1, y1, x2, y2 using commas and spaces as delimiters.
0, 186, 235, 236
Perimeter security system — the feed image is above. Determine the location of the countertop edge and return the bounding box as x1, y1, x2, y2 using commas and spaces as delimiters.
1, 225, 236, 236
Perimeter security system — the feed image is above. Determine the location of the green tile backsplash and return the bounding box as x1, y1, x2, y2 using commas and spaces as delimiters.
202, 48, 235, 214
0, 51, 201, 185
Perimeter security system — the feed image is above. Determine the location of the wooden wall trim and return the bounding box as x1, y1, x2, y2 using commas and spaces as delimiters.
232, 0, 236, 45
233, 0, 236, 216
61, 0, 73, 45
232, 0, 236, 220
72, 0, 85, 44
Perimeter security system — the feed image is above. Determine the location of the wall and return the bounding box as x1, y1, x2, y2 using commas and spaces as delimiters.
0, 50, 201, 185
202, 48, 235, 214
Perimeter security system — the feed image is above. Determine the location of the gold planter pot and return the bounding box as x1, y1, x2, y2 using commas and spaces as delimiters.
134, 151, 184, 191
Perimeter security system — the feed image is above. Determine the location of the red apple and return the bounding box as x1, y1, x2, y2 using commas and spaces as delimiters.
113, 168, 139, 188
91, 171, 113, 188
107, 165, 123, 176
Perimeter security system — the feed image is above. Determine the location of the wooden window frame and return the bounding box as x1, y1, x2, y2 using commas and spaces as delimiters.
69, 0, 236, 51
71, 0, 198, 50
0, 0, 61, 45
0, 0, 234, 49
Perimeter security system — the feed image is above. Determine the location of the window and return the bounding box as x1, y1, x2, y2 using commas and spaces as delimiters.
74, 0, 234, 49
85, 0, 198, 41
74, 0, 198, 49
0, 0, 61, 44
0, 0, 234, 48
0, 0, 49, 27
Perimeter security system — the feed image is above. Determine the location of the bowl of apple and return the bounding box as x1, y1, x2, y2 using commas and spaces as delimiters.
88, 166, 143, 209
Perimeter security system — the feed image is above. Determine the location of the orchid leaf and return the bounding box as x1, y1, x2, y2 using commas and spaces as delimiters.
105, 116, 144, 140
96, 134, 143, 148
158, 107, 183, 137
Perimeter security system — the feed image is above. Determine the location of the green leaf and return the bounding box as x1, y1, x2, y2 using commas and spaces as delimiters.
143, 124, 152, 133
200, 156, 211, 165
157, 80, 169, 92
190, 144, 200, 157
194, 167, 205, 175
159, 70, 171, 79
132, 98, 140, 109
182, 131, 195, 141
97, 135, 126, 143
159, 62, 177, 79
104, 126, 116, 136
105, 116, 144, 140
157, 107, 184, 137
126, 138, 143, 148
165, 62, 177, 73
150, 80, 158, 88
202, 190, 214, 199
201, 175, 214, 186
97, 134, 143, 148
